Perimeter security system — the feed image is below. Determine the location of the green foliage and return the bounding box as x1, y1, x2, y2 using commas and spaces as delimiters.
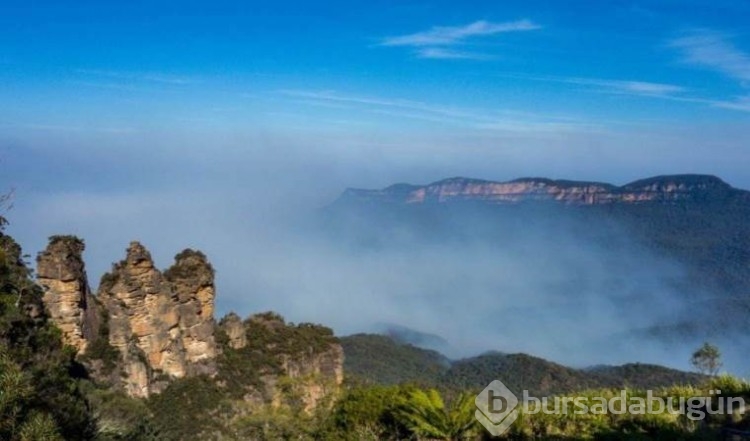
0, 231, 95, 440
0, 348, 70, 441
147, 375, 226, 441
163, 249, 214, 281
85, 387, 157, 441
80, 307, 120, 375
589, 363, 706, 390
17, 413, 64, 441
341, 333, 449, 386
229, 406, 317, 441
445, 353, 604, 397
47, 235, 85, 252
325, 384, 410, 439
395, 389, 479, 440
708, 374, 750, 396
216, 312, 338, 399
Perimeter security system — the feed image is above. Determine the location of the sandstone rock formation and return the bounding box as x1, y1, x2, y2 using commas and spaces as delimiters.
164, 249, 217, 363
281, 343, 344, 411
97, 242, 218, 397
219, 312, 344, 411
338, 174, 743, 206
37, 237, 344, 408
36, 236, 98, 354
218, 312, 247, 349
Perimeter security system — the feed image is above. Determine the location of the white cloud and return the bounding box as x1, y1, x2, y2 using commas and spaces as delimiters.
564, 77, 685, 97
500, 73, 686, 98
379, 19, 539, 61
381, 19, 540, 47
670, 31, 750, 82
416, 47, 489, 60
711, 95, 750, 112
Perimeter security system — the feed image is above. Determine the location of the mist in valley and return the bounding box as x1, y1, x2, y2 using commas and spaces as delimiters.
4, 130, 747, 376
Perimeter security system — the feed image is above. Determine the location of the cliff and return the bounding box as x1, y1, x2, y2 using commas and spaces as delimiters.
337, 174, 744, 206
96, 242, 218, 397
217, 311, 344, 412
164, 249, 218, 364
37, 238, 343, 405
36, 236, 99, 354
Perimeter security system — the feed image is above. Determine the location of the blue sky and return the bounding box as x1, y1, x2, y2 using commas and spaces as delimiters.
3, 0, 750, 138
2, 1, 750, 367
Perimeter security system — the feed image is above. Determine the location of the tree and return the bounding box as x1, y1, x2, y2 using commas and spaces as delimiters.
0, 350, 64, 441
395, 389, 478, 441
0, 222, 96, 440
691, 342, 722, 376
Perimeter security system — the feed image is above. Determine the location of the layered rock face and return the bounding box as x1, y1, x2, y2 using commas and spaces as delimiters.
218, 312, 247, 349
281, 343, 344, 412
36, 236, 98, 354
339, 174, 742, 206
219, 312, 345, 411
38, 237, 344, 407
97, 242, 218, 397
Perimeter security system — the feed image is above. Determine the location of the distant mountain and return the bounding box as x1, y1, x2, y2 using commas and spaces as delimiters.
370, 323, 452, 354
340, 334, 705, 396
335, 174, 748, 206
340, 334, 449, 386
326, 174, 750, 353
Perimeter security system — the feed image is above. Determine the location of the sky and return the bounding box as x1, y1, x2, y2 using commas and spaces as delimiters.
1, 1, 750, 367
3, 1, 750, 188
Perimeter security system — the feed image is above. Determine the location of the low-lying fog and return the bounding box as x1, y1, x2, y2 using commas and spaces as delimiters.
4, 129, 749, 376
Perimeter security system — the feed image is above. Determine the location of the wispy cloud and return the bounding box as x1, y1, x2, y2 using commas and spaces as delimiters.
4, 122, 136, 134
379, 19, 540, 60
665, 30, 750, 113
74, 68, 197, 85
502, 73, 686, 98
69, 80, 145, 92
670, 30, 750, 82
711, 96, 750, 112
560, 77, 685, 97
513, 73, 750, 113
381, 19, 539, 47
416, 47, 490, 60
277, 89, 510, 121
276, 89, 600, 133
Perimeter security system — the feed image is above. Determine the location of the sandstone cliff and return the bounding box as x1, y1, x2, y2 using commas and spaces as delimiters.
164, 249, 217, 364
36, 236, 99, 354
218, 312, 344, 411
338, 174, 744, 206
37, 238, 344, 406
96, 242, 218, 397
218, 312, 246, 349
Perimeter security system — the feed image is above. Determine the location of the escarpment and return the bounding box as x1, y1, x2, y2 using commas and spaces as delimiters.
338, 174, 745, 206
37, 237, 344, 404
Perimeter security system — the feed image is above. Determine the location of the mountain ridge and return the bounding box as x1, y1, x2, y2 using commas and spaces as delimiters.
340, 333, 705, 396
337, 173, 746, 206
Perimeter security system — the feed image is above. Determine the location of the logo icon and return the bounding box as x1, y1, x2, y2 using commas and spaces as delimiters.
475, 380, 519, 436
